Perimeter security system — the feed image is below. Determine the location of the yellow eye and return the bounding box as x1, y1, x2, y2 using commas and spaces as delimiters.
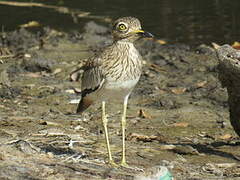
118, 24, 127, 31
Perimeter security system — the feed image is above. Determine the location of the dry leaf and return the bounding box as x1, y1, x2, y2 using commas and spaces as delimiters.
171, 87, 187, 95
196, 81, 207, 88
172, 122, 189, 127
19, 21, 41, 28
128, 133, 167, 143
138, 109, 152, 119
232, 41, 240, 50
23, 72, 41, 78
156, 39, 167, 45
128, 133, 158, 142
219, 134, 232, 140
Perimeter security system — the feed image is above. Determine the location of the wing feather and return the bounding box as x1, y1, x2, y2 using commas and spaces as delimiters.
81, 57, 104, 97
76, 45, 113, 113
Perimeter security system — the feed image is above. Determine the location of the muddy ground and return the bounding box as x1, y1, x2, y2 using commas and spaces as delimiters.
0, 21, 240, 180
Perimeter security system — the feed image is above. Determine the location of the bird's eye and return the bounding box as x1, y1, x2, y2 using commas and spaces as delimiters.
118, 24, 127, 31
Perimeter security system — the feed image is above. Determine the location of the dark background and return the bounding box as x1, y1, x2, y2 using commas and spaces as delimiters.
0, 0, 239, 46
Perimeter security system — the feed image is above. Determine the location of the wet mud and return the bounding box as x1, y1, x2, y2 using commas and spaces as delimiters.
0, 22, 240, 180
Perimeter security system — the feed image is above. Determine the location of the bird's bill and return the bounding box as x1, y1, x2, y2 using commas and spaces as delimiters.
133, 30, 154, 38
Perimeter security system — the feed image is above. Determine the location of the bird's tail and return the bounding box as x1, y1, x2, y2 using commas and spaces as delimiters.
76, 97, 93, 114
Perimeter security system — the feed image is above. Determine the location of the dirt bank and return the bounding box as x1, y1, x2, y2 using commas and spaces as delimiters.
0, 21, 239, 180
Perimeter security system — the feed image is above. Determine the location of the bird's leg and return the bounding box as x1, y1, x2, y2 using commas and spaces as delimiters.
120, 95, 129, 167
102, 101, 117, 167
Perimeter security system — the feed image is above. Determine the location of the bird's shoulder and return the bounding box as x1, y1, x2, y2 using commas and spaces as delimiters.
82, 43, 117, 69
80, 47, 110, 93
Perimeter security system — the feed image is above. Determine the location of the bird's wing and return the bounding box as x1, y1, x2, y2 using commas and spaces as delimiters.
80, 57, 105, 97
76, 56, 105, 113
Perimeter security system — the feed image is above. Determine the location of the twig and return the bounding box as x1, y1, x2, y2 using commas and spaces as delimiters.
0, 1, 111, 22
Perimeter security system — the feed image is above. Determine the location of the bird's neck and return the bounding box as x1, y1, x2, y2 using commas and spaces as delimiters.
114, 40, 135, 47
114, 38, 135, 44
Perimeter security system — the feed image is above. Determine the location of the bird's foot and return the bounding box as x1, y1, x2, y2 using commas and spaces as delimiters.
108, 160, 119, 168
120, 160, 129, 168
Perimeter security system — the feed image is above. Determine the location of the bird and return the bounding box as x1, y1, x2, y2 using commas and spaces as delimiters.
76, 16, 153, 167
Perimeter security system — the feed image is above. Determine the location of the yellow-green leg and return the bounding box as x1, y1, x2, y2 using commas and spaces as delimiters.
102, 101, 117, 167
120, 96, 129, 167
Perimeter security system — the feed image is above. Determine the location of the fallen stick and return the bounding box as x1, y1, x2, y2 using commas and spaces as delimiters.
0, 1, 111, 22
0, 1, 88, 15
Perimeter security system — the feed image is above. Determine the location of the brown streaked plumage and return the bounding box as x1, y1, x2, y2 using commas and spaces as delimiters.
77, 17, 153, 167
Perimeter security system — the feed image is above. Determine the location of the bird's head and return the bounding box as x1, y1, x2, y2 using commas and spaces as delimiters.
112, 17, 153, 42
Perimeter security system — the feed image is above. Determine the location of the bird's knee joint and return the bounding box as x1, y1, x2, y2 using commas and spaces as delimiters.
121, 117, 126, 126
102, 117, 108, 125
